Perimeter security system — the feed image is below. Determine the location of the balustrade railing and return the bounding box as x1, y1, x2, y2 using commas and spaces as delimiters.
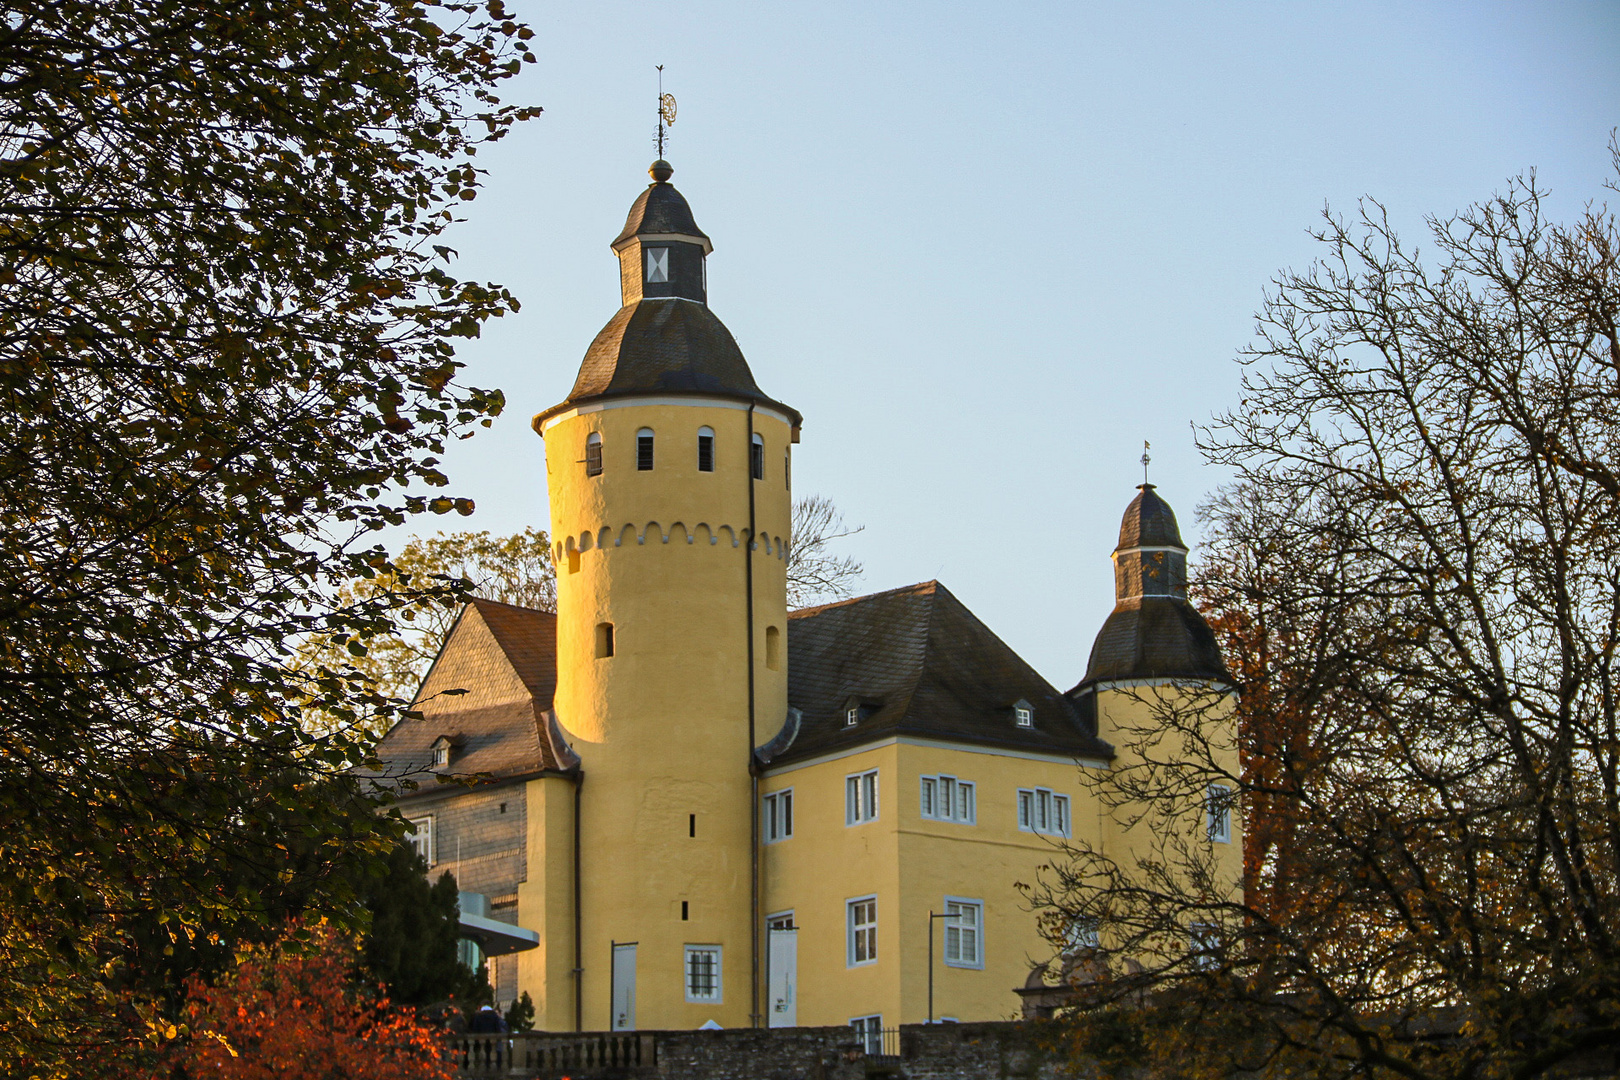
448, 1031, 656, 1077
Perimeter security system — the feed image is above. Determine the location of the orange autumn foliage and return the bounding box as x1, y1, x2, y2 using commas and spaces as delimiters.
153, 927, 454, 1080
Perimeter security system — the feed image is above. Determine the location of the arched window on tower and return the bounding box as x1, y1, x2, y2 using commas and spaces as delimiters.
766, 626, 781, 671
697, 426, 715, 472
585, 432, 603, 477
637, 428, 655, 471
751, 433, 764, 481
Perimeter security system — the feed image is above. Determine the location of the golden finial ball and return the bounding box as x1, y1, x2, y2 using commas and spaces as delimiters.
649, 159, 673, 183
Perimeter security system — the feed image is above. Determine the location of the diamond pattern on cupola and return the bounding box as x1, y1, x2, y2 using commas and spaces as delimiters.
611, 159, 712, 305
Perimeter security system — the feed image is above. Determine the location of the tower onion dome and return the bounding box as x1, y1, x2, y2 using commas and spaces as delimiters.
533, 161, 800, 430
1075, 485, 1229, 688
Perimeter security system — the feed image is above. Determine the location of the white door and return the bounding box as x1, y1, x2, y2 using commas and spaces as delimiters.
611, 943, 636, 1031
767, 925, 797, 1027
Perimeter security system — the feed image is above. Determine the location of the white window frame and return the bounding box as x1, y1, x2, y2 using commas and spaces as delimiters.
919, 775, 976, 824
1207, 783, 1232, 843
844, 706, 859, 727
763, 788, 794, 843
1016, 787, 1071, 837
847, 896, 877, 967
850, 1014, 883, 1054
684, 944, 722, 1002
942, 896, 983, 969
1015, 705, 1033, 727
406, 815, 434, 866
846, 769, 879, 825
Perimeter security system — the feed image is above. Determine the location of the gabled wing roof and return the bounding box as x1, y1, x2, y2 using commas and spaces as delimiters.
368, 599, 567, 792
778, 581, 1111, 765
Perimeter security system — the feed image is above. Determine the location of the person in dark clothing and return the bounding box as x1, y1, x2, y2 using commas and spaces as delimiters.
469, 1004, 508, 1034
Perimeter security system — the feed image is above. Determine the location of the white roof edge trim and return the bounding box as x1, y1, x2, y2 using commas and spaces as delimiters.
540, 397, 795, 432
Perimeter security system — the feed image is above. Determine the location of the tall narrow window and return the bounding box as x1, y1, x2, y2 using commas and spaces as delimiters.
943, 899, 982, 967
847, 898, 877, 966
637, 428, 654, 471
1207, 784, 1232, 843
784, 449, 791, 489
765, 626, 781, 671
846, 769, 878, 825
850, 1015, 883, 1054
750, 433, 764, 480
585, 432, 603, 476
406, 816, 434, 866
646, 246, 669, 283
763, 789, 793, 842
595, 622, 614, 658
697, 426, 715, 472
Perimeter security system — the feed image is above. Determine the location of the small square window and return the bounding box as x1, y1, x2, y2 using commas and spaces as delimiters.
1014, 705, 1033, 728
684, 945, 721, 1002
845, 707, 859, 727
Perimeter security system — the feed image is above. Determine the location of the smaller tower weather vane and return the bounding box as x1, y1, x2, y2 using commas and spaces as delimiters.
1141, 440, 1151, 486
655, 65, 677, 160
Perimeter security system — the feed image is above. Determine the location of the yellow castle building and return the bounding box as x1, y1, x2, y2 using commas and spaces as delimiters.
373, 160, 1239, 1036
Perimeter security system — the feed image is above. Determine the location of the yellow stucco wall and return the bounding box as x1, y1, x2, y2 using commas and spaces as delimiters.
759, 738, 1114, 1027
515, 776, 579, 1031
537, 396, 792, 1030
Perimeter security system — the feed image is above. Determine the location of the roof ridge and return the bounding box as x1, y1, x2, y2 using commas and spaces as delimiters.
789, 579, 940, 618
468, 595, 557, 617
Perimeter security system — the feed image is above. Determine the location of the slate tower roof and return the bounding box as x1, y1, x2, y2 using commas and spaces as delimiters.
534, 161, 800, 430
1074, 485, 1228, 689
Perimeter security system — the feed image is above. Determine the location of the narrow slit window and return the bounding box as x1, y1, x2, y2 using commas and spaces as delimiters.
585, 432, 603, 477
697, 426, 715, 472
637, 428, 654, 471
595, 622, 614, 659
765, 626, 781, 671
750, 433, 764, 480
784, 449, 791, 490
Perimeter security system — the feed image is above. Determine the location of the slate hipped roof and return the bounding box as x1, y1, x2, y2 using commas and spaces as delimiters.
777, 581, 1112, 765
368, 598, 568, 792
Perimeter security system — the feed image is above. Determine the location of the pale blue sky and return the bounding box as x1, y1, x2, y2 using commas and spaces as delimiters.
424, 1, 1620, 687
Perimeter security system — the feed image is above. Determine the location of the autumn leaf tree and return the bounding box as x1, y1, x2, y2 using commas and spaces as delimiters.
1031, 148, 1620, 1080
0, 0, 536, 1073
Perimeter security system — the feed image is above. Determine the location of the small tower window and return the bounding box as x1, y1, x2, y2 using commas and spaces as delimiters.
595, 622, 615, 659
585, 432, 603, 476
646, 246, 669, 283
697, 426, 715, 472
784, 449, 790, 490
766, 626, 781, 671
751, 433, 764, 480
637, 428, 655, 471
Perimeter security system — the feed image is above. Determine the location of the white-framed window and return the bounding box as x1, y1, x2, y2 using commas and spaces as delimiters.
844, 706, 859, 727
763, 789, 794, 842
1017, 787, 1071, 837
1015, 704, 1033, 727
646, 246, 669, 283
1189, 922, 1220, 971
919, 775, 976, 824
684, 945, 722, 1002
942, 897, 983, 968
750, 432, 764, 480
1207, 783, 1232, 843
406, 815, 434, 866
1066, 916, 1101, 952
431, 737, 452, 768
847, 896, 877, 966
850, 1015, 883, 1054
846, 769, 878, 825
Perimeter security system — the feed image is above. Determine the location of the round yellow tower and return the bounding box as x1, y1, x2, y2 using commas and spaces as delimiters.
533, 160, 798, 1031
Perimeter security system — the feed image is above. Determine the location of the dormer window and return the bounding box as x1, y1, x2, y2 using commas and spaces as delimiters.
431, 736, 454, 769
1013, 699, 1034, 728
646, 247, 669, 283
845, 707, 859, 727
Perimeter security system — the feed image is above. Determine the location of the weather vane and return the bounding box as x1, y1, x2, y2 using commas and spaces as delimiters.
655, 65, 677, 160
1141, 440, 1151, 485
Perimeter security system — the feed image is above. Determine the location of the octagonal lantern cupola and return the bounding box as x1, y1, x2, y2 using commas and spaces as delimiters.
611, 159, 712, 306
